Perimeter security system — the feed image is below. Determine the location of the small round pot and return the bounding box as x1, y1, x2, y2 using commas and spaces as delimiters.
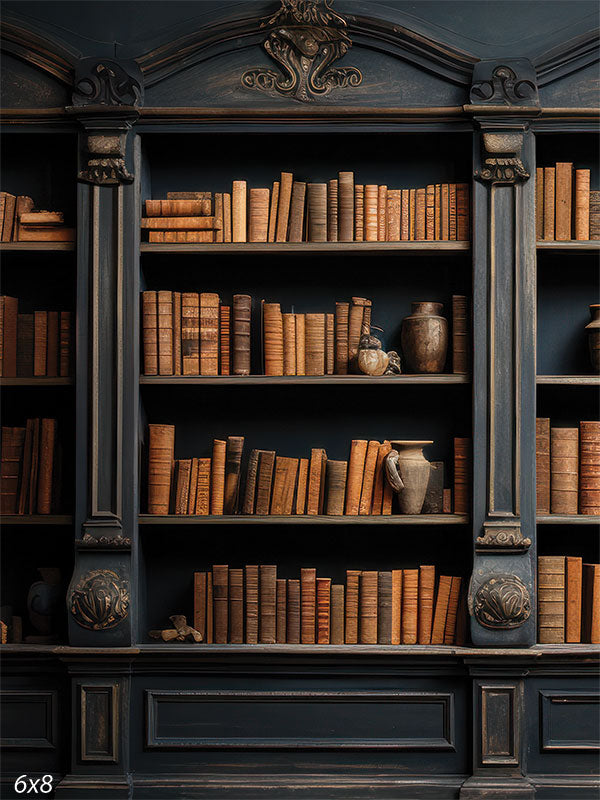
400, 301, 448, 373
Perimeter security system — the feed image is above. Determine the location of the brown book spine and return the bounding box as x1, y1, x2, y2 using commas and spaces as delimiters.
232, 294, 251, 376
316, 577, 331, 643
306, 183, 327, 242
391, 569, 403, 645
415, 188, 426, 240
0, 427, 25, 514
249, 187, 270, 243
400, 189, 410, 241
456, 183, 470, 241
220, 305, 231, 375
174, 459, 191, 514
325, 459, 347, 516
276, 172, 294, 242
443, 576, 462, 644
326, 313, 334, 375
371, 441, 392, 515
242, 449, 261, 515
276, 578, 287, 643
188, 458, 199, 514
147, 199, 212, 216
147, 424, 175, 514
386, 189, 401, 241
18, 227, 75, 242
27, 419, 40, 514
377, 185, 388, 241
214, 193, 224, 243
270, 456, 298, 516
17, 313, 34, 378
295, 457, 309, 515
566, 556, 583, 643
425, 184, 435, 240
245, 565, 259, 644
401, 569, 419, 644
334, 301, 349, 375
141, 216, 217, 230
359, 571, 378, 644
442, 488, 452, 513
555, 162, 573, 241
305, 313, 325, 376
536, 418, 551, 514
543, 167, 555, 240
354, 185, 364, 242
347, 299, 365, 369
579, 421, 600, 514
550, 427, 579, 514
213, 565, 229, 643
267, 181, 280, 243
263, 302, 284, 375
538, 556, 565, 643
199, 293, 219, 376
59, 310, 73, 377
364, 185, 378, 241
287, 579, 301, 643
37, 418, 56, 514
210, 439, 227, 515
206, 573, 213, 643
181, 293, 200, 375
142, 291, 158, 375
195, 458, 211, 515
255, 450, 276, 515
337, 171, 354, 242
453, 437, 470, 515
282, 313, 296, 376
448, 184, 456, 240
229, 568, 244, 643
574, 169, 591, 240
345, 439, 368, 515
440, 184, 449, 240
295, 314, 306, 375
288, 182, 306, 243
300, 567, 316, 644
434, 183, 441, 240
33, 310, 47, 377
418, 565, 436, 645
2, 194, 16, 242
430, 575, 452, 644
17, 419, 34, 514
223, 193, 232, 242
327, 179, 338, 242
45, 311, 59, 378
582, 564, 600, 644
331, 584, 345, 645
345, 569, 360, 644
452, 295, 469, 374
590, 190, 600, 240
171, 291, 181, 375
359, 440, 380, 515
223, 435, 244, 515
232, 180, 247, 242
306, 448, 326, 516
536, 168, 544, 240
377, 571, 393, 644
193, 572, 207, 640
157, 291, 173, 376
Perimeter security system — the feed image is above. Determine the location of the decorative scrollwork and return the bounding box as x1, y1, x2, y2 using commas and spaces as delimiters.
470, 64, 537, 106
69, 569, 129, 630
242, 0, 362, 102
477, 157, 530, 184
78, 133, 133, 186
72, 60, 142, 107
81, 533, 132, 547
472, 574, 531, 629
476, 527, 531, 550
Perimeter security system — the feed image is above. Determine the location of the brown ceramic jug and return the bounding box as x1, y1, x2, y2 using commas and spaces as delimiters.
384, 440, 432, 514
400, 301, 448, 373
585, 304, 600, 372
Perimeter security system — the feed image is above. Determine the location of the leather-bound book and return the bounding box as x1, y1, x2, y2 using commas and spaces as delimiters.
147, 424, 175, 514
415, 188, 426, 240
359, 571, 378, 644
555, 162, 573, 240
223, 435, 244, 515
452, 295, 469, 374
2, 194, 16, 242
200, 293, 219, 375
453, 437, 470, 514
27, 419, 40, 514
206, 573, 214, 643
409, 188, 417, 240
574, 169, 590, 240
18, 226, 75, 242
345, 439, 368, 515
249, 187, 270, 243
255, 450, 276, 515
232, 294, 251, 376
377, 185, 388, 241
33, 310, 47, 376
425, 184, 435, 240
174, 459, 192, 514
422, 462, 444, 514
582, 563, 600, 644
371, 441, 392, 515
431, 575, 452, 644
45, 311, 59, 378
391, 569, 403, 645
359, 440, 380, 515
550, 427, 578, 514
195, 458, 211, 515
267, 181, 280, 243
354, 184, 364, 242
13, 196, 33, 242
141, 216, 217, 230
242, 449, 261, 514
442, 488, 452, 513
579, 421, 600, 515
543, 167, 555, 240
334, 301, 349, 375
538, 556, 565, 643
401, 189, 410, 241
295, 314, 306, 375
282, 313, 296, 376
566, 556, 583, 643
232, 180, 247, 242
287, 579, 301, 643
223, 193, 232, 242
276, 172, 294, 242
0, 297, 17, 377
142, 291, 158, 375
157, 291, 174, 376
325, 459, 347, 516
271, 456, 299, 516
214, 193, 224, 243
590, 190, 600, 240
448, 184, 457, 240
0, 427, 25, 514
220, 305, 231, 375
193, 572, 207, 639
535, 168, 544, 240
263, 302, 284, 375
386, 189, 401, 241
213, 565, 229, 643
288, 182, 306, 243
417, 565, 435, 644
347, 298, 365, 369
456, 184, 470, 241
536, 418, 551, 513
440, 184, 449, 240
338, 171, 354, 241
229, 568, 244, 644
443, 576, 462, 644
295, 457, 309, 514
276, 578, 287, 643
300, 567, 316, 644
182, 293, 200, 375
210, 439, 227, 515
17, 419, 35, 514
147, 199, 211, 216
331, 584, 344, 644
327, 179, 338, 242
307, 183, 327, 242
326, 313, 334, 375
245, 565, 259, 644
364, 185, 378, 241
306, 447, 327, 515
187, 458, 199, 514
16, 314, 34, 377
377, 571, 393, 644
316, 577, 331, 644
37, 418, 57, 514
345, 569, 361, 643
305, 313, 325, 375
172, 291, 182, 375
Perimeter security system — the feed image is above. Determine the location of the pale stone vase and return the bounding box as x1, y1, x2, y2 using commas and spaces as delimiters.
384, 440, 433, 514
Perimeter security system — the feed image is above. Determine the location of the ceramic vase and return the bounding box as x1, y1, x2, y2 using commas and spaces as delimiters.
384, 440, 433, 514
585, 304, 600, 373
400, 301, 448, 373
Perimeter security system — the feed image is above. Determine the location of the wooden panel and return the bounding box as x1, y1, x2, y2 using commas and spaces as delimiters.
540, 691, 600, 751
145, 690, 455, 750
80, 684, 119, 762
479, 684, 519, 766
0, 690, 56, 749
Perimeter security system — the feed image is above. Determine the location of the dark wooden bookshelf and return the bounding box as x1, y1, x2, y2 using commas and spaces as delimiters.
536, 375, 600, 384
536, 514, 600, 525
0, 514, 74, 525
139, 513, 469, 525
536, 241, 600, 251
0, 377, 74, 387
140, 374, 470, 386
0, 242, 75, 252
140, 241, 470, 255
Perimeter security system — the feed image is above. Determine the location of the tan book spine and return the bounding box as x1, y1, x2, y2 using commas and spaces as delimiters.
288, 182, 306, 243
287, 579, 301, 643
199, 293, 219, 376
589, 189, 600, 240
456, 183, 470, 240
555, 162, 573, 241
210, 439, 227, 515
334, 302, 349, 375
358, 439, 380, 515
232, 181, 247, 242
440, 184, 449, 240
212, 565, 228, 643
452, 295, 469, 375
33, 311, 47, 376
147, 232, 164, 243
147, 424, 174, 514
359, 571, 378, 644
386, 189, 401, 241
326, 313, 335, 375
345, 439, 368, 515
317, 577, 331, 644
245, 565, 259, 643
141, 216, 217, 230
354, 185, 364, 242
431, 575, 452, 644
13, 195, 34, 242
219, 305, 231, 375
345, 570, 361, 644
338, 171, 354, 242
307, 183, 327, 242
146, 199, 208, 217
550, 427, 578, 514
157, 291, 173, 376
232, 294, 251, 376
248, 187, 270, 243
443, 489, 452, 513
414, 188, 425, 240
305, 313, 325, 376
574, 169, 590, 240
377, 570, 393, 644
267, 181, 280, 243
295, 313, 306, 375
382, 448, 394, 516
391, 569, 403, 645
566, 556, 583, 643
418, 565, 436, 644
181, 292, 200, 375
325, 459, 347, 516
295, 457, 309, 515
270, 456, 298, 516
448, 184, 456, 240
263, 302, 284, 376
538, 555, 565, 643
306, 448, 326, 516
255, 450, 276, 515
223, 435, 244, 515
18, 227, 75, 242
443, 576, 462, 644
173, 460, 190, 514
454, 437, 470, 515
276, 172, 294, 242
400, 189, 410, 241
580, 420, 600, 514
259, 565, 277, 644
364, 185, 378, 241
377, 185, 387, 241
172, 292, 182, 375
347, 299, 365, 368
536, 168, 544, 240
165, 191, 212, 213
536, 418, 551, 514
331, 584, 345, 645
582, 564, 600, 644
282, 313, 296, 376
195, 458, 211, 515
327, 179, 338, 242
300, 567, 316, 644
409, 188, 417, 240
223, 193, 232, 242
425, 184, 435, 240
371, 441, 391, 515
543, 167, 555, 240
193, 572, 207, 639
214, 193, 224, 243
434, 184, 441, 240
20, 210, 63, 225
276, 578, 287, 643
187, 458, 199, 515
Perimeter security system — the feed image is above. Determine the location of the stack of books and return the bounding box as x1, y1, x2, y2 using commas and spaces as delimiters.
0, 193, 74, 242
0, 419, 61, 514
0, 297, 72, 378
538, 556, 599, 643
536, 164, 599, 240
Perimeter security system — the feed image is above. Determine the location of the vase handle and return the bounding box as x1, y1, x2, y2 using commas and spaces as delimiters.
384, 449, 404, 492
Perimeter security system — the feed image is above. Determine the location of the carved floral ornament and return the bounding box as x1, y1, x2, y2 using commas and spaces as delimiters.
471, 573, 531, 629
69, 569, 129, 630
470, 64, 537, 107
242, 0, 362, 102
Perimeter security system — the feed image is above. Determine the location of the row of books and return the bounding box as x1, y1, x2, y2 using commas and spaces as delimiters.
142, 177, 471, 243
535, 165, 599, 241
0, 419, 61, 514
538, 556, 599, 644
0, 193, 74, 242
147, 426, 471, 517
0, 297, 72, 378
191, 564, 466, 645
535, 420, 600, 515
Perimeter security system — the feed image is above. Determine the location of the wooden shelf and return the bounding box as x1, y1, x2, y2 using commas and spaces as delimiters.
140, 241, 470, 255
1, 515, 74, 525
536, 375, 600, 385
140, 374, 470, 386
139, 514, 468, 525
0, 377, 74, 387
536, 241, 600, 252
0, 242, 75, 252
537, 515, 600, 525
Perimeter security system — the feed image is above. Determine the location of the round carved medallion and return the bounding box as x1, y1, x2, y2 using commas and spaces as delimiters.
70, 569, 129, 630
473, 573, 531, 629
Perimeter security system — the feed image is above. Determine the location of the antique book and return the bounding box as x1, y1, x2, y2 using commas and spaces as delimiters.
27, 418, 40, 514
1, 193, 16, 242
363, 185, 378, 241
181, 293, 202, 373
59, 311, 71, 378
452, 295, 469, 374
327, 179, 338, 242
448, 184, 457, 240
141, 216, 217, 230
354, 184, 364, 242
147, 424, 175, 514
227, 568, 244, 644
325, 459, 347, 516
535, 168, 544, 239
566, 556, 583, 643
166, 192, 212, 214
345, 439, 368, 515
174, 459, 191, 514
213, 193, 223, 243
270, 456, 299, 516
213, 565, 229, 644
440, 184, 449, 240
255, 450, 276, 515
442, 488, 452, 513
316, 577, 331, 644
543, 167, 555, 240
307, 183, 327, 242
347, 298, 365, 369
287, 579, 301, 644
306, 447, 327, 516
574, 169, 590, 240
46, 310, 59, 377
422, 462, 444, 514
206, 573, 214, 643
453, 438, 470, 514
195, 458, 211, 515
267, 181, 280, 243
248, 187, 270, 243
232, 180, 247, 242
555, 162, 573, 240
401, 189, 410, 241
33, 310, 47, 377
0, 427, 25, 514
538, 555, 565, 643
386, 189, 401, 241
359, 570, 378, 644
295, 313, 306, 375
371, 441, 392, 515
13, 195, 34, 241
232, 294, 251, 376
210, 439, 227, 515
417, 565, 436, 644
188, 458, 199, 514
331, 584, 345, 645
141, 291, 157, 375
415, 188, 426, 240
536, 418, 551, 514
18, 226, 75, 242
550, 427, 579, 514
148, 231, 214, 243
590, 190, 600, 240
582, 563, 600, 644
37, 418, 57, 514
20, 210, 63, 226
334, 301, 349, 375
157, 291, 174, 376
16, 314, 34, 377
358, 440, 380, 515
377, 571, 393, 644
263, 302, 284, 375
434, 184, 441, 239
223, 435, 244, 515
305, 313, 325, 375
401, 569, 419, 644
275, 172, 294, 242
431, 575, 452, 644
579, 420, 600, 515
338, 171, 354, 242
409, 188, 417, 240
377, 184, 388, 241
295, 457, 309, 515
456, 184, 470, 241
146, 199, 209, 216
242, 449, 261, 514
282, 313, 296, 376
17, 419, 35, 514
391, 569, 403, 645
425, 184, 435, 240
276, 578, 287, 643
193, 572, 207, 639
170, 291, 180, 375
245, 565, 259, 644
220, 305, 231, 375
444, 576, 462, 644
223, 193, 232, 242
288, 181, 306, 243
199, 293, 219, 375
300, 567, 316, 644
326, 313, 335, 375
345, 569, 361, 644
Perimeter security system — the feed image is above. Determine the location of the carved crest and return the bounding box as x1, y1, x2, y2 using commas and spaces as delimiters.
242, 0, 362, 102
70, 569, 129, 630
470, 61, 538, 107
471, 574, 531, 629
475, 131, 530, 186
78, 133, 134, 186
72, 59, 143, 107
476, 522, 531, 552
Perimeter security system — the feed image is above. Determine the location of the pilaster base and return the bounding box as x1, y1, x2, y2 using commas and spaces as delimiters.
54, 774, 131, 799
460, 775, 535, 799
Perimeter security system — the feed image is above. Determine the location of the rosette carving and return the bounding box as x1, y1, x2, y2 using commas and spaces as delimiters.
70, 569, 129, 630
472, 574, 531, 629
